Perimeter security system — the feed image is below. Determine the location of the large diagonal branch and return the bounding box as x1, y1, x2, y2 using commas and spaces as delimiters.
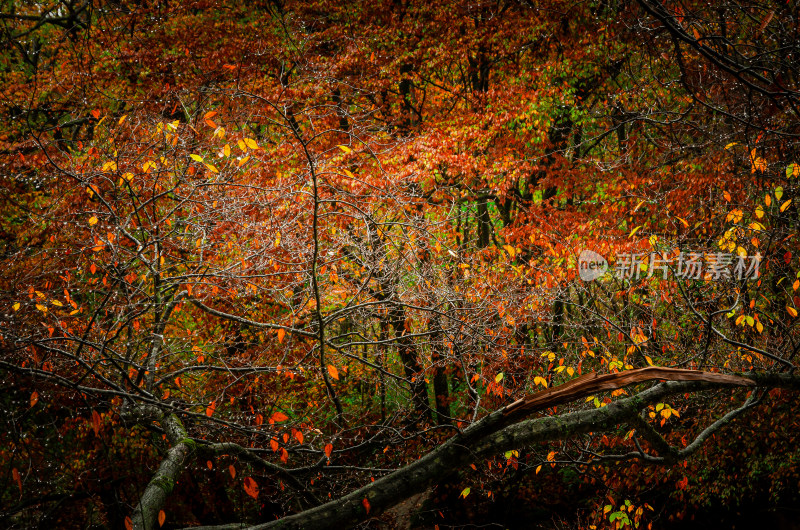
131, 410, 194, 530
237, 368, 800, 530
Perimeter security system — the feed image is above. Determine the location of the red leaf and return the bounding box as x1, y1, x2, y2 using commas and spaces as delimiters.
324, 443, 333, 458
243, 477, 259, 499
362, 497, 371, 514
206, 460, 213, 470
270, 438, 279, 452
255, 413, 263, 426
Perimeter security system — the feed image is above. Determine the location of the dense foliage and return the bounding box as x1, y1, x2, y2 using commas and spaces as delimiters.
1, 0, 799, 528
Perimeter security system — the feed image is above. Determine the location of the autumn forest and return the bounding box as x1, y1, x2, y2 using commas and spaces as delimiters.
1, 0, 800, 528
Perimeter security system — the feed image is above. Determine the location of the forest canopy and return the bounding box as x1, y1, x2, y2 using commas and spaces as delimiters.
1, 0, 800, 528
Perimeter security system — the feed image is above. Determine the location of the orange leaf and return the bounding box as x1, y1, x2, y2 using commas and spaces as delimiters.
125, 517, 133, 530
362, 497, 371, 514
280, 448, 289, 463
92, 410, 102, 436
277, 328, 285, 343
324, 443, 333, 458
30, 391, 38, 408
255, 413, 264, 426
327, 365, 339, 380
243, 477, 259, 499
12, 468, 22, 493
229, 465, 236, 478
294, 430, 304, 444
270, 411, 289, 422
206, 401, 216, 417
206, 460, 213, 470
158, 510, 166, 527
270, 438, 279, 452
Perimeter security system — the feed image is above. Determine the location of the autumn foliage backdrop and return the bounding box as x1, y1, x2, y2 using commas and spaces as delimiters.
1, 0, 800, 529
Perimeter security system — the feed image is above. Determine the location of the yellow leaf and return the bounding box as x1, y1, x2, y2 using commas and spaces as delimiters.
328, 365, 339, 380
536, 465, 542, 474
13, 302, 20, 311
35, 304, 47, 312
337, 145, 352, 153
502, 245, 515, 258
88, 216, 98, 226
755, 205, 765, 218
495, 372, 504, 383
50, 300, 63, 307
787, 163, 799, 178
788, 306, 798, 318
780, 199, 792, 212
343, 169, 355, 178
190, 154, 204, 162
765, 194, 772, 207
118, 114, 127, 124
775, 186, 784, 200
460, 487, 471, 498
726, 209, 743, 223
724, 142, 738, 150
756, 321, 764, 333
645, 355, 653, 366
628, 225, 641, 238
238, 155, 250, 166
223, 144, 231, 157
204, 163, 219, 173
244, 138, 258, 150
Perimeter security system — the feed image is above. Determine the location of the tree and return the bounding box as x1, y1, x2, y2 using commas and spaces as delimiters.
1, 0, 799, 528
